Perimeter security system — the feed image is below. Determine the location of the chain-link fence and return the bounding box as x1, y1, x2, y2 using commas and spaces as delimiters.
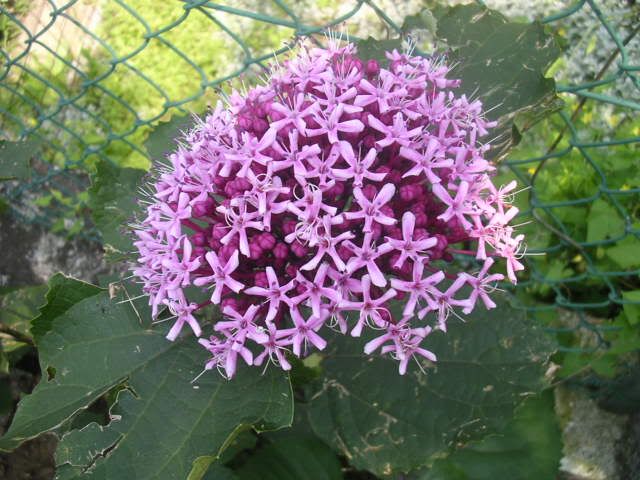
1, 0, 639, 363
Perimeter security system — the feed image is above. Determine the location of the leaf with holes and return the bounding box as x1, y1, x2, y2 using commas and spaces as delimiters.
401, 3, 562, 159
0, 289, 293, 480
306, 299, 555, 476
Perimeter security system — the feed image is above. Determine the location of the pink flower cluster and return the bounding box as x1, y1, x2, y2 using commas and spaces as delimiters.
133, 39, 525, 379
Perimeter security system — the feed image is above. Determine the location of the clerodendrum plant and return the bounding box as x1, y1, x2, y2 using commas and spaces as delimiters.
132, 38, 524, 379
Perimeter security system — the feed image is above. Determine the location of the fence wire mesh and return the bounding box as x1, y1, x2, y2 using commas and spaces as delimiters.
0, 0, 639, 360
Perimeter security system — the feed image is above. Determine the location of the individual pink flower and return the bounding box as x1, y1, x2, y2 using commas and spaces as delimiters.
344, 184, 397, 233
216, 200, 263, 257
331, 142, 386, 187
399, 138, 452, 183
292, 263, 341, 318
226, 128, 277, 177
344, 233, 394, 287
367, 112, 422, 148
355, 70, 407, 113
270, 92, 318, 134
381, 327, 437, 375
254, 322, 292, 371
244, 267, 295, 322
419, 276, 471, 331
272, 130, 321, 176
382, 212, 437, 269
432, 181, 475, 229
162, 236, 201, 290
461, 258, 505, 313
496, 232, 526, 284
307, 103, 365, 144
150, 192, 192, 238
391, 261, 444, 318
214, 304, 269, 349
277, 308, 327, 357
163, 291, 201, 341
340, 275, 397, 337
301, 215, 354, 271
193, 250, 244, 304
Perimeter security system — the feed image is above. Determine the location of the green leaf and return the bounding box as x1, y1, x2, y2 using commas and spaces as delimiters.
201, 465, 239, 480
234, 436, 343, 480
31, 274, 102, 342
622, 290, 640, 326
586, 199, 625, 243
404, 4, 562, 160
188, 430, 257, 480
188, 457, 221, 480
54, 362, 291, 478
55, 422, 121, 467
418, 390, 562, 480
307, 300, 555, 476
606, 314, 640, 357
87, 160, 146, 255
217, 429, 258, 464
231, 401, 342, 480
144, 114, 193, 162
0, 291, 293, 466
0, 138, 41, 181
55, 465, 84, 480
605, 236, 640, 269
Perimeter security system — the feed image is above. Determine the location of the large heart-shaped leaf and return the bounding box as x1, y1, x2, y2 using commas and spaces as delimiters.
306, 299, 555, 476
400, 3, 562, 160
53, 345, 292, 479
0, 284, 293, 480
